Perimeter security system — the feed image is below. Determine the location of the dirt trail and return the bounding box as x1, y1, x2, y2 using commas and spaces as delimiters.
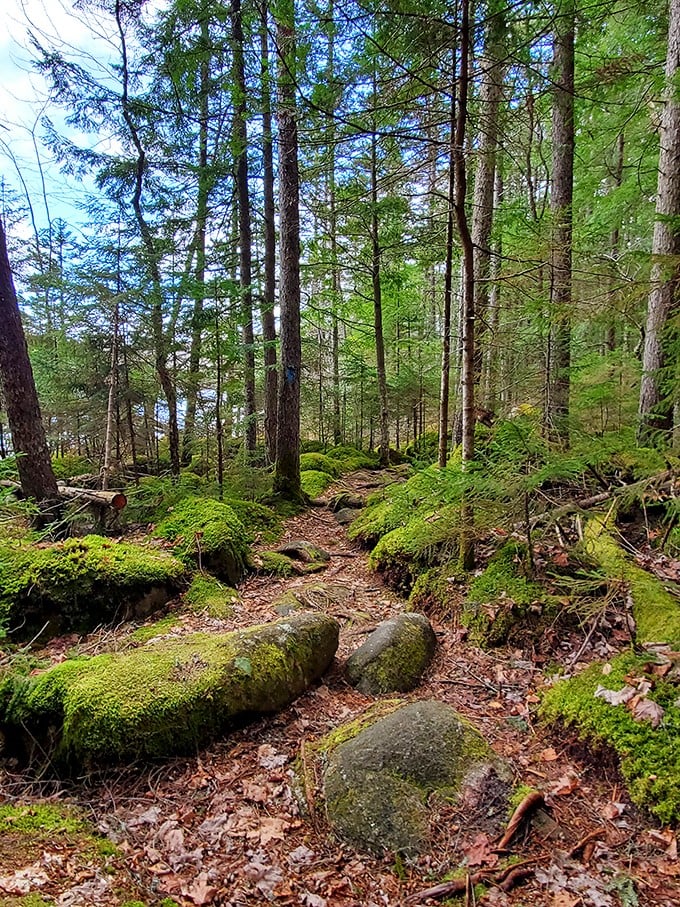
2, 470, 679, 907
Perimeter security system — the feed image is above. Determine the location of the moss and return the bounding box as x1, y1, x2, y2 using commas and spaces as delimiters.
346, 613, 437, 695
184, 574, 238, 617
507, 783, 539, 817
222, 498, 281, 544
300, 470, 335, 499
129, 614, 180, 643
257, 552, 295, 577
584, 520, 680, 645
155, 497, 249, 584
409, 563, 463, 618
0, 536, 186, 640
3, 613, 339, 767
50, 455, 95, 479
464, 543, 553, 647
326, 445, 379, 472
541, 653, 680, 823
299, 453, 342, 477
0, 803, 88, 836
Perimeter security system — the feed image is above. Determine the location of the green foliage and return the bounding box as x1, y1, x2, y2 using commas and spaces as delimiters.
0, 535, 186, 638
300, 469, 335, 498
184, 573, 238, 617
125, 473, 212, 525
129, 614, 180, 643
50, 454, 96, 479
326, 445, 379, 471
154, 497, 249, 583
541, 654, 680, 823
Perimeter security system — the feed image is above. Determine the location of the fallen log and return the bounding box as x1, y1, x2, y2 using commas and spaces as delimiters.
56, 485, 127, 510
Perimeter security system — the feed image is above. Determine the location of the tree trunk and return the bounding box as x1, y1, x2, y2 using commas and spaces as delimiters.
273, 0, 302, 499
260, 2, 278, 463
638, 0, 680, 445
546, 0, 575, 446
182, 10, 211, 467
232, 0, 257, 455
371, 75, 390, 468
0, 219, 59, 507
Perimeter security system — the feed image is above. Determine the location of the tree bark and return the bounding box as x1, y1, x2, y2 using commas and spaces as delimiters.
260, 2, 278, 463
232, 0, 257, 455
546, 0, 575, 446
638, 0, 680, 445
371, 69, 390, 468
273, 0, 302, 499
0, 219, 59, 506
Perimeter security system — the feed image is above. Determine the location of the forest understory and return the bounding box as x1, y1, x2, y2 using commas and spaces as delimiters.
1, 465, 679, 907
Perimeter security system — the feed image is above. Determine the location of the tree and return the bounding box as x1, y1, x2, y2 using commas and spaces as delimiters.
0, 218, 59, 505
273, 0, 302, 498
638, 0, 680, 445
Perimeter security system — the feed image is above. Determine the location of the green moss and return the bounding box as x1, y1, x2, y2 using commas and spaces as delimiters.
507, 783, 539, 817
299, 453, 341, 477
50, 455, 95, 479
130, 614, 180, 643
464, 543, 552, 646
326, 445, 379, 471
155, 497, 249, 584
184, 574, 238, 617
257, 552, 295, 577
0, 803, 87, 836
584, 520, 680, 645
409, 563, 463, 618
0, 536, 186, 639
222, 498, 281, 544
4, 614, 339, 766
300, 470, 335, 499
541, 653, 680, 823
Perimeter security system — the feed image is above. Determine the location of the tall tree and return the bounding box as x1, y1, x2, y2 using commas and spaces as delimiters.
638, 0, 680, 444
545, 0, 575, 445
273, 0, 302, 498
0, 219, 59, 505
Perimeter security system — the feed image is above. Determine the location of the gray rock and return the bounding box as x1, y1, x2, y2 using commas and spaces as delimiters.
346, 612, 436, 695
276, 540, 331, 563
334, 508, 358, 525
319, 700, 510, 856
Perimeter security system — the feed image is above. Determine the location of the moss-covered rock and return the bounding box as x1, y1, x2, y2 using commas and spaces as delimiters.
299, 453, 341, 477
584, 519, 680, 646
0, 536, 186, 641
2, 613, 339, 768
464, 542, 554, 647
183, 573, 239, 618
345, 612, 437, 695
300, 470, 335, 499
328, 491, 364, 512
541, 653, 680, 823
154, 497, 250, 584
254, 551, 296, 577
326, 445, 379, 472
314, 701, 510, 856
276, 540, 331, 564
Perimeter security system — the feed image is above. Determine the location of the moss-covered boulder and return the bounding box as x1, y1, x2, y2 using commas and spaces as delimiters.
345, 612, 437, 695
276, 540, 331, 564
155, 497, 250, 584
0, 536, 186, 641
313, 701, 510, 856
2, 613, 339, 768
300, 470, 335, 499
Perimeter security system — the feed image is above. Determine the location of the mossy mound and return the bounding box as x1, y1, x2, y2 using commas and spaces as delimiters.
345, 612, 437, 695
0, 536, 186, 641
184, 573, 239, 618
584, 520, 680, 646
541, 653, 680, 823
154, 497, 250, 584
2, 613, 340, 768
464, 542, 555, 647
409, 563, 464, 619
254, 551, 296, 577
310, 701, 510, 856
300, 470, 335, 499
299, 453, 342, 477
326, 445, 379, 472
222, 498, 281, 545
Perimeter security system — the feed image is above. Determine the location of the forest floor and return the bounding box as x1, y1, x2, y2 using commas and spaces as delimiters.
1, 469, 679, 907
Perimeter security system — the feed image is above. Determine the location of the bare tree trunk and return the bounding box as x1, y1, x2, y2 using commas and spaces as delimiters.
638, 0, 680, 445
182, 10, 211, 467
371, 73, 390, 467
232, 0, 257, 455
115, 0, 180, 477
606, 132, 624, 352
546, 0, 575, 446
0, 219, 59, 507
102, 299, 119, 490
273, 0, 302, 499
438, 57, 457, 468
483, 164, 504, 409
454, 0, 476, 569
260, 2, 278, 463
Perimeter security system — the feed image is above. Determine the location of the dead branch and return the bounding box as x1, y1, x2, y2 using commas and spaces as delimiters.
496, 790, 545, 850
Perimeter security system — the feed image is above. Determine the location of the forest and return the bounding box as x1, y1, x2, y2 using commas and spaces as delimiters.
0, 0, 679, 904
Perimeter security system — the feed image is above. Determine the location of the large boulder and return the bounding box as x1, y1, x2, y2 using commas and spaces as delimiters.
346, 612, 436, 694
312, 701, 510, 856
2, 613, 339, 768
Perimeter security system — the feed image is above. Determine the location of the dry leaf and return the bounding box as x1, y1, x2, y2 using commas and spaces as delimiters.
182, 871, 217, 906
464, 832, 498, 868
627, 696, 665, 728
552, 893, 580, 907
259, 816, 288, 845
594, 684, 635, 706
540, 747, 559, 762
550, 771, 580, 796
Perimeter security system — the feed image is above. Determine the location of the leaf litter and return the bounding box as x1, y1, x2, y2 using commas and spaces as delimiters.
1, 471, 679, 905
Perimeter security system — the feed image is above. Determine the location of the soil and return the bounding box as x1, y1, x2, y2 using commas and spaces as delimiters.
1, 469, 678, 907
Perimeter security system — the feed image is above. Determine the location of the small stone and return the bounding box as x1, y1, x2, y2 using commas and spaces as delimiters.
346, 612, 437, 695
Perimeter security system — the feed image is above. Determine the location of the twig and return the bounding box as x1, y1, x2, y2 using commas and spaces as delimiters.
567, 611, 603, 670
495, 790, 545, 850
567, 827, 606, 859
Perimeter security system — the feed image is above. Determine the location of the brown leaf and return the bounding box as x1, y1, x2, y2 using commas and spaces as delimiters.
259, 816, 288, 845
540, 747, 560, 762
464, 832, 498, 868
182, 871, 218, 906
627, 696, 665, 728
550, 770, 580, 797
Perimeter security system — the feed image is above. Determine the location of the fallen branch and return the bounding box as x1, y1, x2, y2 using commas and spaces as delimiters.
496, 790, 545, 850
567, 827, 606, 860
404, 861, 536, 903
